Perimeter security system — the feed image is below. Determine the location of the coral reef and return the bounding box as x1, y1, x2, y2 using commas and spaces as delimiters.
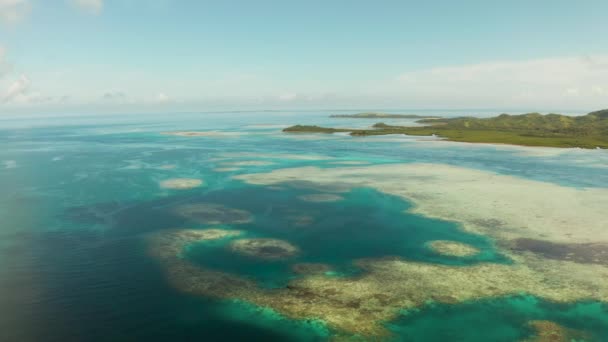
220, 161, 275, 167
230, 238, 299, 260
148, 229, 608, 338
291, 263, 332, 275
213, 167, 241, 172
511, 238, 608, 265
161, 131, 241, 137
298, 194, 344, 203
159, 178, 204, 190
174, 203, 253, 225
287, 214, 315, 227
426, 240, 480, 257
147, 164, 608, 338
148, 228, 243, 259
329, 161, 370, 165
522, 320, 590, 342
217, 152, 331, 161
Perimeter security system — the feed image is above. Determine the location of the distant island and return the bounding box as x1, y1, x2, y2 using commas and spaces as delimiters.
284, 109, 608, 149
330, 112, 441, 119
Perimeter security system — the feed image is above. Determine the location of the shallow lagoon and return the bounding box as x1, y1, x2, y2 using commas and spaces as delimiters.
1, 111, 607, 341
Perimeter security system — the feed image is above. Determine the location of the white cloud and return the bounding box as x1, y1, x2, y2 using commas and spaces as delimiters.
70, 0, 103, 14
0, 46, 8, 76
102, 91, 127, 102
2, 74, 30, 103
394, 55, 608, 108
157, 92, 170, 103
591, 86, 605, 95
278, 92, 297, 101
565, 88, 580, 96
0, 0, 30, 24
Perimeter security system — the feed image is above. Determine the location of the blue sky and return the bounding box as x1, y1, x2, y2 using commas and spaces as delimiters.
1, 0, 607, 114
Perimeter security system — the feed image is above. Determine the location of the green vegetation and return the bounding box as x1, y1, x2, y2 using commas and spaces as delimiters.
282, 125, 351, 133
330, 112, 440, 119
283, 109, 608, 149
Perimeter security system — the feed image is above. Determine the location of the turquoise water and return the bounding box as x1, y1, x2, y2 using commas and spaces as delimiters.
184, 187, 509, 288
387, 296, 608, 341
1, 111, 607, 341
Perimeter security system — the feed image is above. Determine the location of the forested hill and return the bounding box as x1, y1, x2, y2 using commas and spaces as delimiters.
416, 109, 608, 137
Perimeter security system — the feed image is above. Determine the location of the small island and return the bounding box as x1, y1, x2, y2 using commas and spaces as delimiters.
330, 112, 440, 119
284, 109, 608, 149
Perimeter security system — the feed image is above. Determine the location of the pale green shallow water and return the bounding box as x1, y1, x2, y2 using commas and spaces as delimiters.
1, 111, 607, 341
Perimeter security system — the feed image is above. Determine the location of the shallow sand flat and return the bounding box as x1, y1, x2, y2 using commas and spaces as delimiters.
159, 178, 204, 190
329, 161, 370, 165
426, 240, 480, 257
220, 160, 275, 167
158, 164, 177, 170
161, 131, 243, 137
243, 124, 290, 129
218, 152, 332, 161
234, 163, 608, 244
213, 167, 241, 172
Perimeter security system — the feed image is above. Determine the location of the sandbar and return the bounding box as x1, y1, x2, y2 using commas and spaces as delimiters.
160, 178, 204, 190
426, 240, 480, 257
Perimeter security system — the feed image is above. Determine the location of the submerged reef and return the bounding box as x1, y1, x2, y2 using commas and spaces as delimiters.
297, 194, 344, 203
276, 180, 352, 194
175, 203, 253, 225
148, 228, 243, 259
161, 131, 241, 137
426, 240, 480, 257
523, 320, 590, 342
159, 178, 204, 190
329, 161, 370, 165
147, 163, 608, 339
148, 228, 608, 338
217, 152, 332, 161
220, 160, 275, 167
291, 263, 332, 275
230, 238, 300, 260
511, 238, 608, 265
213, 167, 241, 172
287, 214, 315, 227
234, 163, 608, 245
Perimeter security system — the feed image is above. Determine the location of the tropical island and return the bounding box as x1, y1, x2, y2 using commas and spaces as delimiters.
285, 109, 608, 149
330, 112, 440, 119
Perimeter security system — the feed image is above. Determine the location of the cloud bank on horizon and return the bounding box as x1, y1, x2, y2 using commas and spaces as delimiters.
1, 0, 607, 114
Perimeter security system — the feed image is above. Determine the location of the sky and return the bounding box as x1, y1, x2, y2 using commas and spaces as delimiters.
1, 0, 607, 114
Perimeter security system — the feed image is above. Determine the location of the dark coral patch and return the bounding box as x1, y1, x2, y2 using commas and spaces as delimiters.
512, 238, 608, 265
